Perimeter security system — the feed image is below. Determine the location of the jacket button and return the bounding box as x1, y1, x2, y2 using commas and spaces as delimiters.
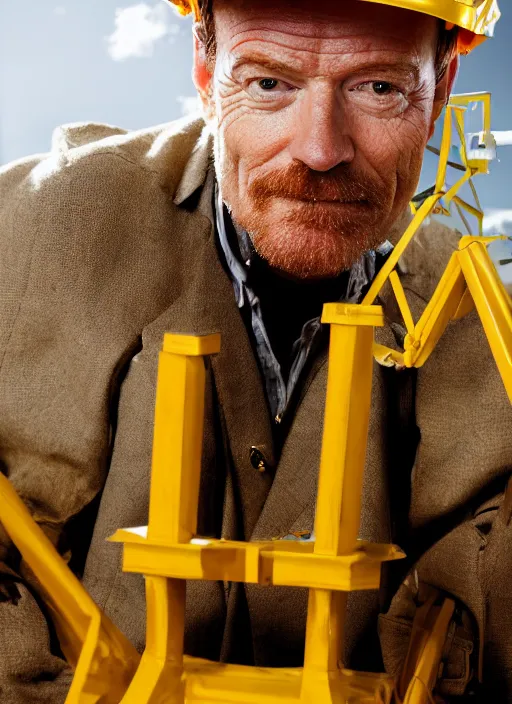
250, 446, 268, 473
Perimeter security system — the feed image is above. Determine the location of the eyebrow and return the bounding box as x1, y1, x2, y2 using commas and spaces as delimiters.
231, 55, 302, 78
231, 53, 421, 83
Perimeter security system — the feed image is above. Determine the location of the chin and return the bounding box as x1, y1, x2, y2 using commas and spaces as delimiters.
251, 223, 375, 280
237, 198, 387, 279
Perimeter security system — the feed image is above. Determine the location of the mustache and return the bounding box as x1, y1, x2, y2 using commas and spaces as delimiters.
248, 161, 387, 206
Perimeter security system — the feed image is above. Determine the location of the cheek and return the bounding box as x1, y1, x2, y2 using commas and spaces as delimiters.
349, 107, 431, 197
216, 105, 294, 194
392, 112, 432, 201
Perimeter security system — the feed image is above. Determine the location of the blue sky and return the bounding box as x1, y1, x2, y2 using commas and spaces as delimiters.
1, 1, 511, 243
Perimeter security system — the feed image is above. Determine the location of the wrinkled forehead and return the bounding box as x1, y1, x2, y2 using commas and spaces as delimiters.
214, 0, 438, 58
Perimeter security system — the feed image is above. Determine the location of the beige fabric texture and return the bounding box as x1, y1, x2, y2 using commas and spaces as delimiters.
0, 116, 510, 702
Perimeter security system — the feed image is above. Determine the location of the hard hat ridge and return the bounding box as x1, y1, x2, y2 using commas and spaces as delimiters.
162, 0, 500, 54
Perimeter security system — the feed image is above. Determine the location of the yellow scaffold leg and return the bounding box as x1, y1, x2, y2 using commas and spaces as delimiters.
120, 333, 221, 704
0, 473, 140, 704
110, 317, 404, 703
300, 304, 393, 703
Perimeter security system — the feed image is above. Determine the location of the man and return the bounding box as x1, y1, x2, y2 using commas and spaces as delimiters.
0, 0, 509, 701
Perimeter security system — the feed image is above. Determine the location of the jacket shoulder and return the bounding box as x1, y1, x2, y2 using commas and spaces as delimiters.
0, 117, 211, 358
0, 115, 207, 207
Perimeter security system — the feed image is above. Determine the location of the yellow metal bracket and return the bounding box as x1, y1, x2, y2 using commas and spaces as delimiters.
113, 317, 404, 703
0, 473, 140, 704
365, 94, 512, 405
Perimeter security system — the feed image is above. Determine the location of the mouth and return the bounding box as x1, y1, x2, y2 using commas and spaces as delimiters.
289, 198, 370, 206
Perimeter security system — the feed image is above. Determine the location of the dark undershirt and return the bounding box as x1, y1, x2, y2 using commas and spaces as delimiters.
246, 253, 350, 382
217, 205, 352, 453
215, 192, 391, 455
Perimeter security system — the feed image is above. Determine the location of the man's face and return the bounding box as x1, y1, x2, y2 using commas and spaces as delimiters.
200, 0, 444, 279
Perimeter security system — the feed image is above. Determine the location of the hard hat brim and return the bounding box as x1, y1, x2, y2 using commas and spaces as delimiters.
359, 0, 500, 54
163, 0, 500, 54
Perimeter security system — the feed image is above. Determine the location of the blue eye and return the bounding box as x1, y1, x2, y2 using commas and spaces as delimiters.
259, 78, 279, 91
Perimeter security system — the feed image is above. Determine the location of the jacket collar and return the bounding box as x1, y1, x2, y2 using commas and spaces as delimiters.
173, 121, 214, 207
172, 160, 277, 540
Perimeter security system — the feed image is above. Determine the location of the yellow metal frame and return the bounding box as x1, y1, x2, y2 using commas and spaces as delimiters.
0, 92, 510, 703
0, 473, 140, 704
365, 93, 512, 405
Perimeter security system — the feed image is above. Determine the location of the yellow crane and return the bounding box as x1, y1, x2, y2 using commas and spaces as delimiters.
0, 91, 510, 704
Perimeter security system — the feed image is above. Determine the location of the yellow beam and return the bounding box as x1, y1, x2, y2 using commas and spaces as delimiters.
121, 577, 186, 704
406, 253, 467, 368
112, 531, 402, 590
121, 333, 221, 704
458, 242, 512, 402
301, 304, 385, 689
316, 304, 384, 555
0, 474, 140, 704
148, 333, 220, 544
362, 194, 443, 306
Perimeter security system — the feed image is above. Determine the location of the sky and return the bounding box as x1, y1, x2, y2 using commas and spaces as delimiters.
1, 1, 511, 263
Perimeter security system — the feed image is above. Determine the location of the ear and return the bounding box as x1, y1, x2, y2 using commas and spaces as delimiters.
428, 53, 459, 139
192, 28, 213, 113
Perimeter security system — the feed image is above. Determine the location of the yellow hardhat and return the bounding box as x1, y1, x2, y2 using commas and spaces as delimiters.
166, 0, 500, 54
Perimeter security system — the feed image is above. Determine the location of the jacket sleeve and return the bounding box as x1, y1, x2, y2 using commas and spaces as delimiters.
379, 306, 512, 700
0, 149, 126, 702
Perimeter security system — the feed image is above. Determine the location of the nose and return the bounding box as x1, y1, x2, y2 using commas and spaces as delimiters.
289, 84, 355, 172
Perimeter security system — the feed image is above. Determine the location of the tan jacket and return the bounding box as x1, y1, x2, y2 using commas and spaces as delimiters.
0, 117, 510, 703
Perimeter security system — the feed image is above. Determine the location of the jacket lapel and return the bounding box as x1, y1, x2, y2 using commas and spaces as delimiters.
170, 149, 275, 541
250, 341, 393, 545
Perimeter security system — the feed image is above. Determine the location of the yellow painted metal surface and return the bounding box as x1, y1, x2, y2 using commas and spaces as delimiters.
164, 0, 501, 53
149, 332, 221, 545
110, 530, 403, 591
458, 239, 512, 402
0, 473, 140, 704
115, 315, 402, 703
0, 89, 510, 703
365, 92, 512, 393
399, 594, 456, 704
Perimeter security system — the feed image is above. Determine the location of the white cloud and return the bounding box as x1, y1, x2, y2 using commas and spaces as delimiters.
483, 209, 512, 237
177, 95, 201, 116
106, 3, 179, 62
481, 210, 512, 293
54, 6, 66, 15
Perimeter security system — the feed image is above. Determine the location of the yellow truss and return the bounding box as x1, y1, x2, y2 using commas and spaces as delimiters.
0, 93, 510, 704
